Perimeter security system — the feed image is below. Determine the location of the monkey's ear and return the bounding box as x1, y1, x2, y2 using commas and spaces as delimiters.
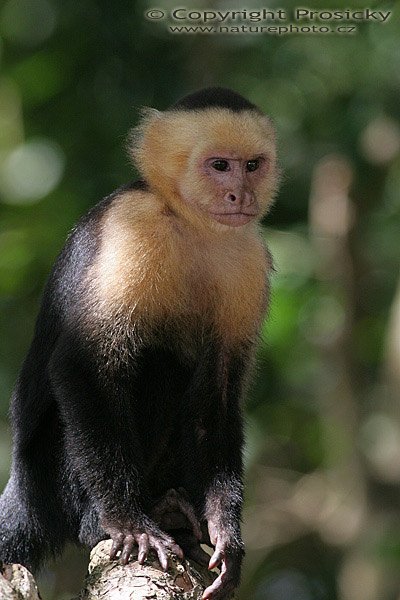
127, 108, 163, 169
139, 107, 163, 124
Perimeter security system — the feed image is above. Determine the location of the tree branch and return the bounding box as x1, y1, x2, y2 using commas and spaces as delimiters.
0, 540, 216, 600
0, 562, 41, 600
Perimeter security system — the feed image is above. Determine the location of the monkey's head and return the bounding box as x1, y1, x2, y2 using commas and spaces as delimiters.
130, 88, 279, 230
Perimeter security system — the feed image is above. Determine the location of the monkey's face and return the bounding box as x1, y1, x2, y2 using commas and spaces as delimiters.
131, 107, 279, 229
177, 111, 278, 230
183, 152, 270, 227
179, 137, 277, 230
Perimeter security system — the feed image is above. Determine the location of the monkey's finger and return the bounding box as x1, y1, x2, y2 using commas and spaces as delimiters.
137, 533, 149, 564
166, 541, 184, 560
161, 535, 183, 558
202, 562, 234, 600
109, 533, 124, 560
208, 547, 224, 570
220, 558, 228, 576
120, 534, 134, 565
202, 580, 235, 600
154, 542, 169, 571
202, 573, 224, 599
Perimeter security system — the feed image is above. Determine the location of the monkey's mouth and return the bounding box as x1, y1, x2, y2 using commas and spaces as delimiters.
210, 212, 257, 226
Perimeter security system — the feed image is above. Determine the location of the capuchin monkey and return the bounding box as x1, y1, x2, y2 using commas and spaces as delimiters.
0, 88, 279, 599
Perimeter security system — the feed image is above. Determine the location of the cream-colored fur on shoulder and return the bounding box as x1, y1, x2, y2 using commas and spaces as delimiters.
87, 189, 269, 347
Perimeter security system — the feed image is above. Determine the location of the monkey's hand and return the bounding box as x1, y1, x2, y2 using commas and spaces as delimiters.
101, 517, 184, 570
150, 488, 210, 566
202, 520, 244, 600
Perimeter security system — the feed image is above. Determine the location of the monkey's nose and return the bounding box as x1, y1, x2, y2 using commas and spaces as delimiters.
224, 191, 254, 207
224, 191, 243, 204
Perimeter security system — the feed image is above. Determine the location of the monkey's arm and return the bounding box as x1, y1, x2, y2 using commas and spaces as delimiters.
48, 331, 183, 569
202, 443, 244, 600
203, 401, 245, 599
182, 346, 249, 600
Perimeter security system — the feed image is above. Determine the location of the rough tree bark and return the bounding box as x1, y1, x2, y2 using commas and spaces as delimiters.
0, 562, 41, 600
0, 540, 216, 600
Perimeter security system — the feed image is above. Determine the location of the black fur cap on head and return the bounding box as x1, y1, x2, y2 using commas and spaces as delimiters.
171, 87, 261, 113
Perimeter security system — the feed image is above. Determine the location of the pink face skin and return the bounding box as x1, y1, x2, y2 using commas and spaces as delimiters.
201, 153, 268, 227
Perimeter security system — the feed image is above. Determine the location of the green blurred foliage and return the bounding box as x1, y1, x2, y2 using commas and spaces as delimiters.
0, 0, 400, 598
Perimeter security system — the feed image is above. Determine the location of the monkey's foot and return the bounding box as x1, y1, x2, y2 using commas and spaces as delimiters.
151, 488, 202, 540
151, 488, 210, 566
102, 519, 183, 571
173, 530, 210, 566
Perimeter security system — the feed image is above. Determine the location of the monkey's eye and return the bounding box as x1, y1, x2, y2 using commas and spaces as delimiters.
246, 159, 260, 172
212, 159, 230, 172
